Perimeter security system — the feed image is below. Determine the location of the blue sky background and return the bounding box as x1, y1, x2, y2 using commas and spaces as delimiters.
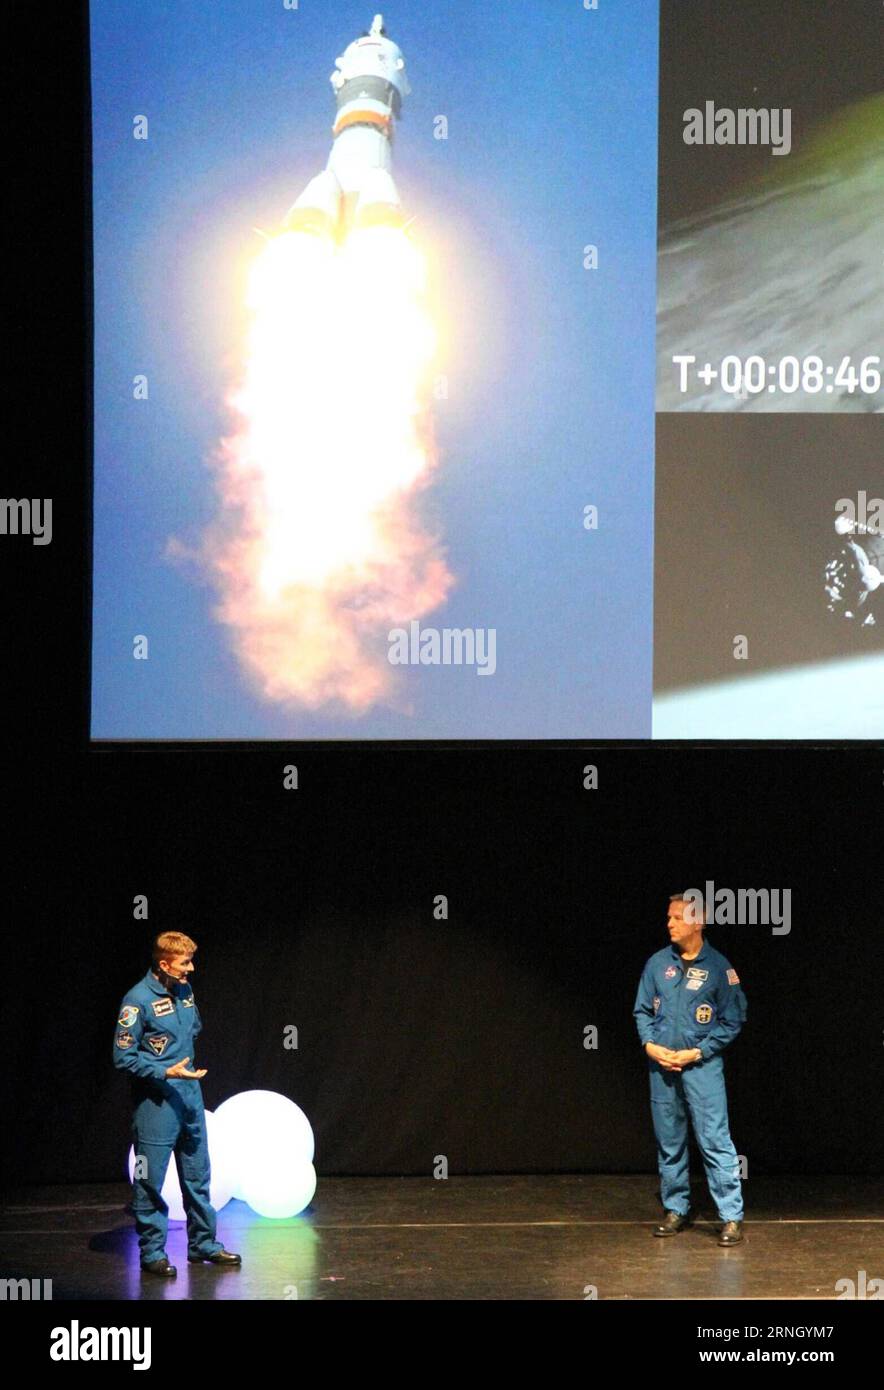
90, 0, 660, 738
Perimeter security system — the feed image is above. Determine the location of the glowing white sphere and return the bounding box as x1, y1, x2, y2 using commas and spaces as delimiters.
213, 1091, 314, 1201
127, 1109, 235, 1221
240, 1160, 317, 1220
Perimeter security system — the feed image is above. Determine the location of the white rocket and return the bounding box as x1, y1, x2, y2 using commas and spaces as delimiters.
285, 15, 410, 239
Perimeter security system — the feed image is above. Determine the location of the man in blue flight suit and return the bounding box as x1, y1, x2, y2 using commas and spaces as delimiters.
113, 931, 241, 1277
633, 893, 747, 1246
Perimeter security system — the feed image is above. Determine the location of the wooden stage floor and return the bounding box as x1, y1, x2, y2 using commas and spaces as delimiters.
2, 1174, 882, 1301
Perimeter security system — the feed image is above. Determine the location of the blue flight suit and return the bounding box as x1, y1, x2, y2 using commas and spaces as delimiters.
113, 970, 224, 1266
633, 941, 747, 1222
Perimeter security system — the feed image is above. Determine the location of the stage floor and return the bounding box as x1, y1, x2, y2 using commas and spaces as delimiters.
2, 1174, 882, 1300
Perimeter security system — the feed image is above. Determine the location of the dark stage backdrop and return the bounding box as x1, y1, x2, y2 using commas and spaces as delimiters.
6, 748, 883, 1185
3, 2, 882, 1195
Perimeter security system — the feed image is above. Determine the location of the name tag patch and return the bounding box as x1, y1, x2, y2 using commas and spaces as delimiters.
152, 998, 175, 1017
686, 979, 703, 991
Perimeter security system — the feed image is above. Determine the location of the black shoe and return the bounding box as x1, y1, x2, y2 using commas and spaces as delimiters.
187, 1249, 242, 1265
653, 1210, 691, 1236
142, 1256, 177, 1278
718, 1220, 743, 1246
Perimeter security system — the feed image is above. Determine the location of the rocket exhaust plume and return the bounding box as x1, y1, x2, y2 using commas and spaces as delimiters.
205, 16, 453, 711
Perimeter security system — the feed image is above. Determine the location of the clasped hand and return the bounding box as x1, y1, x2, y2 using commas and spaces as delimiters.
646, 1043, 701, 1072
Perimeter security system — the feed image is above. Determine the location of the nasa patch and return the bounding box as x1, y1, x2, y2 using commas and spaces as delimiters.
695, 1003, 713, 1024
116, 1031, 135, 1050
664, 966, 678, 979
147, 1034, 170, 1055
151, 997, 175, 1017
118, 1005, 139, 1028
727, 968, 741, 985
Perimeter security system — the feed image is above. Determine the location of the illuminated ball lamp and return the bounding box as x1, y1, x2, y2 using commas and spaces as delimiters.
240, 1150, 317, 1221
126, 1109, 235, 1221
213, 1090, 316, 1219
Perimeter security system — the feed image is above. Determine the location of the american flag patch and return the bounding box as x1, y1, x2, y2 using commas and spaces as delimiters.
727, 968, 740, 985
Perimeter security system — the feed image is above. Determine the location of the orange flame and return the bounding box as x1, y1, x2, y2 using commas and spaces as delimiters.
204, 226, 453, 711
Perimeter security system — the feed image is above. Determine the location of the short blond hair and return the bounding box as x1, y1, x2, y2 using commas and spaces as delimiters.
152, 931, 197, 966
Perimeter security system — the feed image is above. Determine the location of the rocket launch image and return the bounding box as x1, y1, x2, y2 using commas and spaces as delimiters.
204, 16, 454, 712
89, 0, 660, 739
286, 15, 410, 242
87, 1, 881, 739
